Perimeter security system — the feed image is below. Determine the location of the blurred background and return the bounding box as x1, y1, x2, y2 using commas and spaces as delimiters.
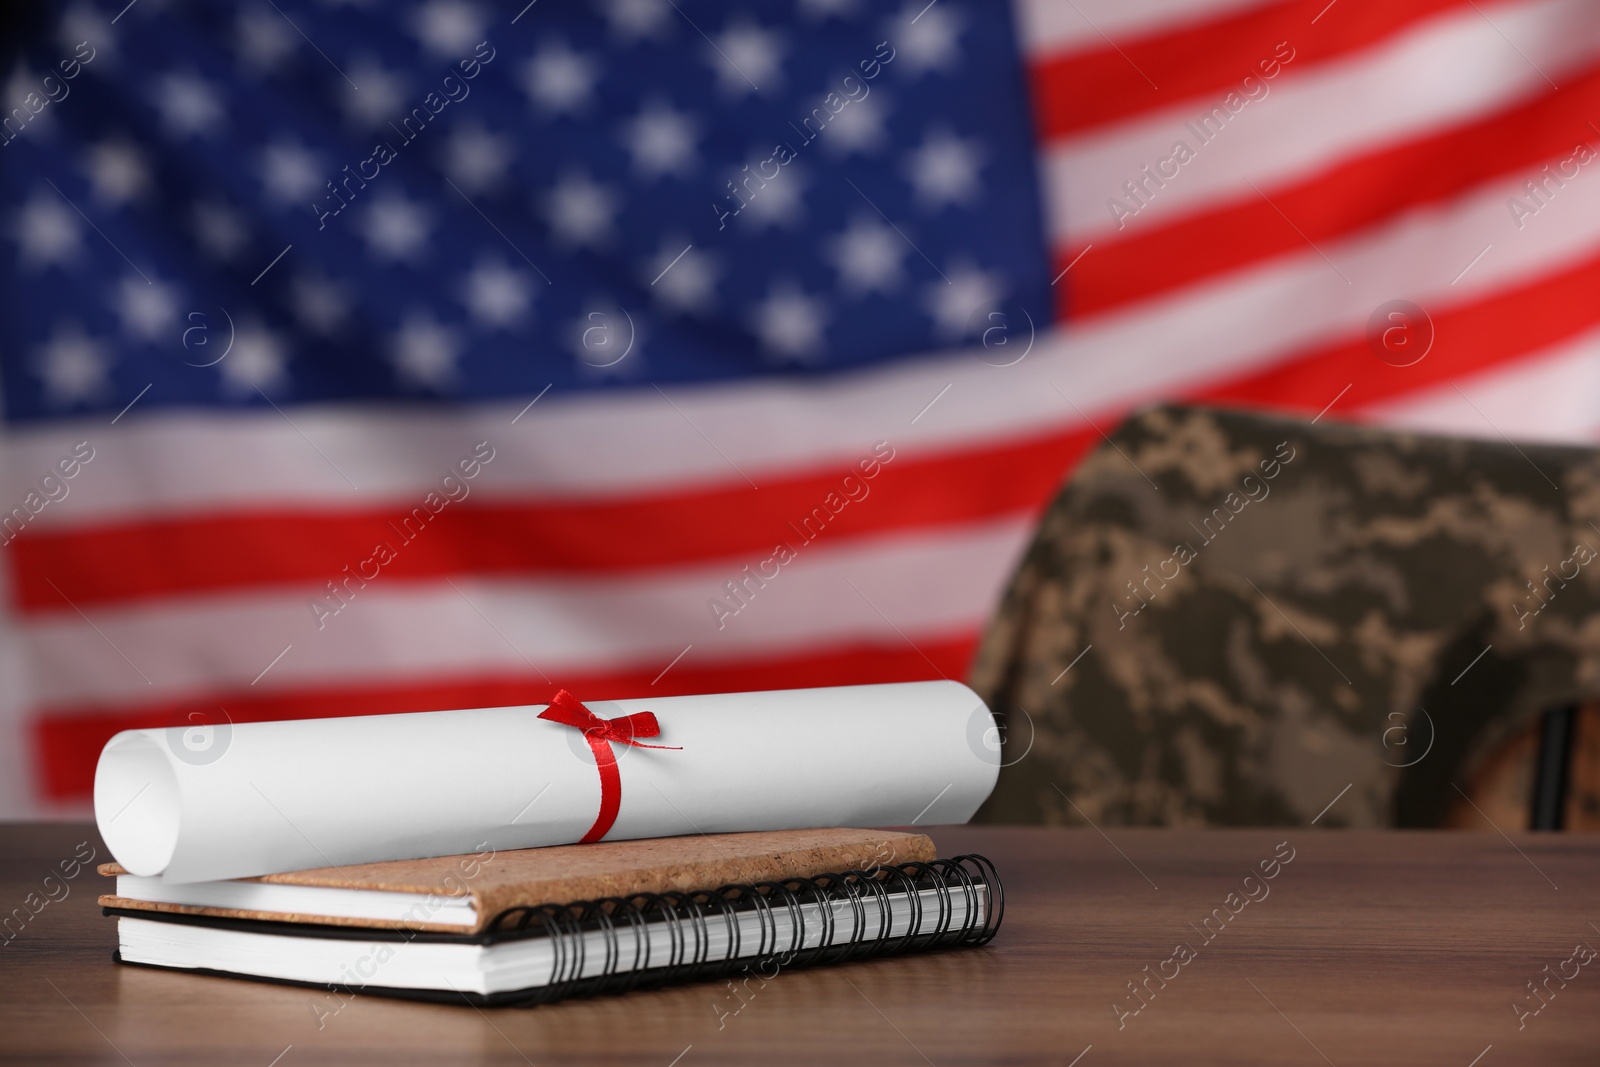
2, 0, 1598, 820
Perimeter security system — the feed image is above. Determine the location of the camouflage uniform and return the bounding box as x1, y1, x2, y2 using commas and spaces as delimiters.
969, 405, 1600, 828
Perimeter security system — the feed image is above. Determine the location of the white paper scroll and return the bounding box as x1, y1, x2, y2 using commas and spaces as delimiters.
95, 681, 1000, 883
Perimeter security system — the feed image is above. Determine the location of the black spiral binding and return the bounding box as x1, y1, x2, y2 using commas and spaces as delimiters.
480, 854, 1004, 1007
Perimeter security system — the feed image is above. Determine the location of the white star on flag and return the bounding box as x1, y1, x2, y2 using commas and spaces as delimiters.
392, 314, 463, 389
443, 123, 512, 194
236, 7, 297, 74
408, 1, 488, 57
84, 140, 150, 206
151, 73, 225, 138
463, 260, 534, 328
260, 142, 324, 206
544, 173, 620, 249
601, 0, 672, 45
36, 326, 111, 406
522, 40, 599, 115
342, 57, 409, 128
923, 260, 1003, 340
647, 240, 719, 315
220, 322, 290, 396
890, 2, 963, 77
751, 282, 829, 359
828, 217, 906, 295
621, 102, 700, 180
114, 277, 179, 342
12, 193, 83, 270
361, 195, 433, 263
708, 21, 785, 95
906, 128, 984, 209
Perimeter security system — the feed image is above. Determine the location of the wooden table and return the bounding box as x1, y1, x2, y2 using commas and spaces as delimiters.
3, 823, 1597, 1065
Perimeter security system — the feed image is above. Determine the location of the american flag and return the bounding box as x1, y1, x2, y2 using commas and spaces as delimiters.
1, 0, 1593, 813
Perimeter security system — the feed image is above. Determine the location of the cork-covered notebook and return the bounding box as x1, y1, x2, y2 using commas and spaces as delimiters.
100, 828, 934, 934
100, 828, 1004, 1007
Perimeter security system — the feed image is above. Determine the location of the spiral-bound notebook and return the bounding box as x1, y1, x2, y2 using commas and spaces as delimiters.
100, 829, 1004, 1006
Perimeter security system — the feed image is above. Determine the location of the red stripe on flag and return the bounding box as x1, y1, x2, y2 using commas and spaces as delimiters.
1058, 63, 1600, 317
10, 428, 1098, 613
30, 634, 981, 800
1030, 0, 1471, 140
1192, 244, 1600, 414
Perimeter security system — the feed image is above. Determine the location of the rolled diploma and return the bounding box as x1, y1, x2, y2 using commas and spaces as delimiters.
95, 680, 999, 883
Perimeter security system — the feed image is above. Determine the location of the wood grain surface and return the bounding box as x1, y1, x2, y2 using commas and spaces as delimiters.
3, 822, 1597, 1065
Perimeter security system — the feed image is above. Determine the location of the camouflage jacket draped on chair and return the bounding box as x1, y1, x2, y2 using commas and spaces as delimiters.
970, 405, 1600, 827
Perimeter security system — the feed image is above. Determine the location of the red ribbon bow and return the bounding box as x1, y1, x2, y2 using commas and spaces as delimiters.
538, 689, 680, 844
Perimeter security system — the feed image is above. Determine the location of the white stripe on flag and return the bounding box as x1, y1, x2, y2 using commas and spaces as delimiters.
1042, 0, 1600, 244
1014, 0, 1278, 58
22, 517, 1030, 710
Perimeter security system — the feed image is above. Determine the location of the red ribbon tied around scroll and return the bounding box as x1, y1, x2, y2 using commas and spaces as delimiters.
538, 689, 681, 844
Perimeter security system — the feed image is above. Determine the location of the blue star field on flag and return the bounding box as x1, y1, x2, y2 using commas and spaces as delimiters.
1, 0, 1053, 424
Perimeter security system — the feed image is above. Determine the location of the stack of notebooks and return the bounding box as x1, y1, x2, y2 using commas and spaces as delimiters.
100, 827, 1004, 1006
